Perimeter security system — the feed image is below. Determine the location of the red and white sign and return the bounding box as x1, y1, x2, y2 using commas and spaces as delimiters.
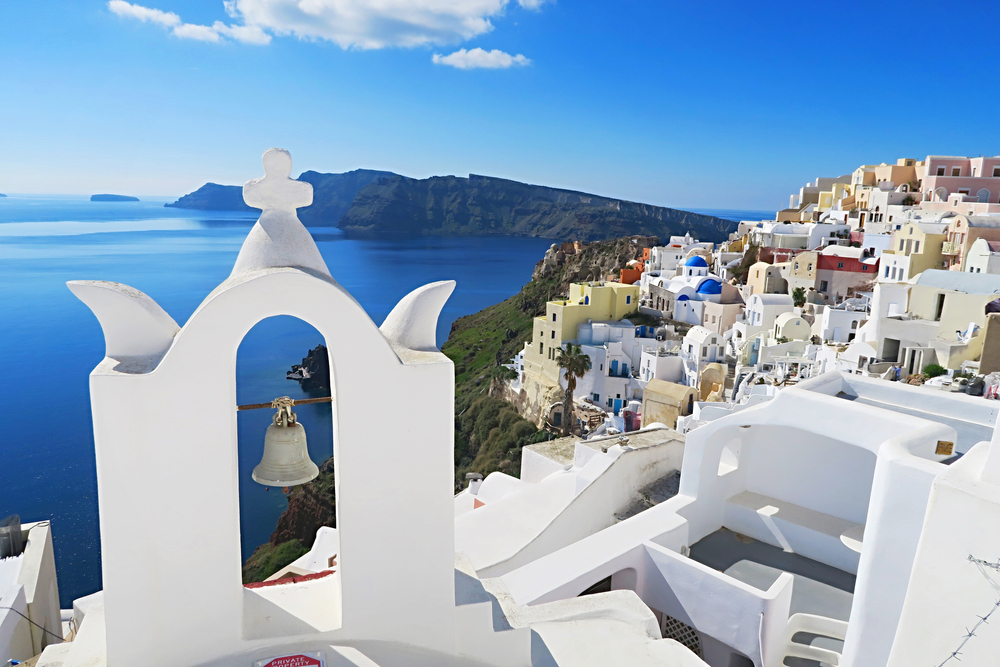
255, 653, 325, 667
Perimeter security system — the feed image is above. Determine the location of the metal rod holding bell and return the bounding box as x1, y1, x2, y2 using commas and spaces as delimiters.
244, 396, 325, 488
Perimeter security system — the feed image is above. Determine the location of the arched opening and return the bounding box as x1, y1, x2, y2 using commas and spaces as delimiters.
935, 187, 948, 202
978, 188, 991, 203
236, 316, 335, 585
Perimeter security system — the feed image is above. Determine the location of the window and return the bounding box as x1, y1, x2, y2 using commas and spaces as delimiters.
936, 166, 946, 176
626, 295, 632, 305
688, 344, 694, 353
959, 189, 970, 195
952, 167, 962, 177
863, 265, 868, 271
808, 264, 813, 271
994, 167, 1000, 178
899, 240, 905, 251
914, 241, 920, 253
552, 313, 557, 322
539, 342, 543, 354
702, 346, 708, 357
616, 394, 621, 399
820, 280, 829, 292
550, 330, 555, 339
909, 227, 913, 235
593, 393, 600, 402
885, 266, 890, 278
837, 262, 844, 269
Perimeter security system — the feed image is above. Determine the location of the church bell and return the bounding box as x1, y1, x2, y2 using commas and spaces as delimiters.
252, 397, 319, 487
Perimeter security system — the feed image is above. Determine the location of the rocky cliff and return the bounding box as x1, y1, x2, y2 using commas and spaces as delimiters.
167, 169, 738, 243
341, 174, 736, 242
287, 344, 331, 392
165, 183, 253, 211
165, 169, 394, 222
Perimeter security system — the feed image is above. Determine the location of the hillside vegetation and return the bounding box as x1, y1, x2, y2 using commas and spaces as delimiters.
443, 236, 659, 486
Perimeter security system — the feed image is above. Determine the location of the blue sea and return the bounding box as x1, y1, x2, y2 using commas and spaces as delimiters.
0, 195, 555, 606
0, 196, 761, 607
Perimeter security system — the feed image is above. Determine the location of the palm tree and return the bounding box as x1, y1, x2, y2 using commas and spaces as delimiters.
556, 344, 592, 436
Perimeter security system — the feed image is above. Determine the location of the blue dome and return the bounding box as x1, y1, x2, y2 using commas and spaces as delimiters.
697, 279, 722, 295
676, 294, 690, 301
684, 256, 709, 267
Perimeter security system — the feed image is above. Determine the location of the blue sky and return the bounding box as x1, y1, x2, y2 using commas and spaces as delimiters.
2, 0, 1000, 210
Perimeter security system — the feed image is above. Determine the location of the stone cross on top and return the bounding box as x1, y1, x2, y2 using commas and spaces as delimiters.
243, 148, 312, 212
230, 148, 330, 277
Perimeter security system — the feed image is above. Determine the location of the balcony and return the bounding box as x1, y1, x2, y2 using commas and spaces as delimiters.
941, 242, 958, 255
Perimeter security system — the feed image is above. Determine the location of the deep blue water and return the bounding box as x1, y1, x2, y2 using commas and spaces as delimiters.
0, 195, 553, 606
688, 208, 774, 222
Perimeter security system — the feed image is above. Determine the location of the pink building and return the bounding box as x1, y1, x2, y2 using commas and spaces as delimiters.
923, 156, 1000, 204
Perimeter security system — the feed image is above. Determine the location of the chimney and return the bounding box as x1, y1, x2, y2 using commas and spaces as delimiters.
465, 472, 484, 495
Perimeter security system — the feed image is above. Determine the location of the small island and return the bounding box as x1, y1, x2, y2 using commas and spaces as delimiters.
0, 193, 7, 197
91, 194, 139, 202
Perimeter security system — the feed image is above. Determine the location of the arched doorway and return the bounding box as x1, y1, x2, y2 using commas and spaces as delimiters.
237, 316, 334, 583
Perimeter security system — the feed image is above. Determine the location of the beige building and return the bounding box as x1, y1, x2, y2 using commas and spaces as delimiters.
942, 215, 1000, 271
874, 271, 1000, 372
746, 261, 788, 296
640, 379, 697, 430
702, 299, 744, 336
786, 251, 818, 296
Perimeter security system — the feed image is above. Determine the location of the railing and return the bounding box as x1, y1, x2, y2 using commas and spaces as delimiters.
941, 242, 958, 255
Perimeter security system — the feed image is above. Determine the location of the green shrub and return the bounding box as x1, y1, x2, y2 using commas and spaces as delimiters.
242, 539, 309, 583
923, 363, 947, 378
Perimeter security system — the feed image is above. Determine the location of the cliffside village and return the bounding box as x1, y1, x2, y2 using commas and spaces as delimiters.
8, 150, 1000, 667
505, 154, 1000, 440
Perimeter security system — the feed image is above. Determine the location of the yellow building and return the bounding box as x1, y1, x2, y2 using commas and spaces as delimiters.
881, 221, 948, 279
523, 281, 640, 386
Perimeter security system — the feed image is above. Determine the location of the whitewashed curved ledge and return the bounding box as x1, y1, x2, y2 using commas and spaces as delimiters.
76, 267, 454, 378
67, 280, 180, 373
380, 280, 456, 355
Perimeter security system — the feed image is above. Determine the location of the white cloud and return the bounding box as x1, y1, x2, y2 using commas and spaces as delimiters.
172, 23, 222, 42
107, 0, 180, 27
108, 0, 536, 57
229, 0, 505, 49
108, 1, 269, 44
212, 21, 272, 45
432, 47, 530, 69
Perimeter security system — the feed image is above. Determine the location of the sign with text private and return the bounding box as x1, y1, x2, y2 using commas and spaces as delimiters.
255, 653, 325, 667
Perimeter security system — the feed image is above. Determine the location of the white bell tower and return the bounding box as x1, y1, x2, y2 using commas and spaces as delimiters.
69, 149, 459, 666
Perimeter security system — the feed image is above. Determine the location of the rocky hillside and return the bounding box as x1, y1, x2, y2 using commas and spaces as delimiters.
165, 183, 253, 211
167, 170, 737, 243
341, 174, 736, 242
443, 236, 659, 483
165, 169, 394, 222
296, 169, 396, 225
